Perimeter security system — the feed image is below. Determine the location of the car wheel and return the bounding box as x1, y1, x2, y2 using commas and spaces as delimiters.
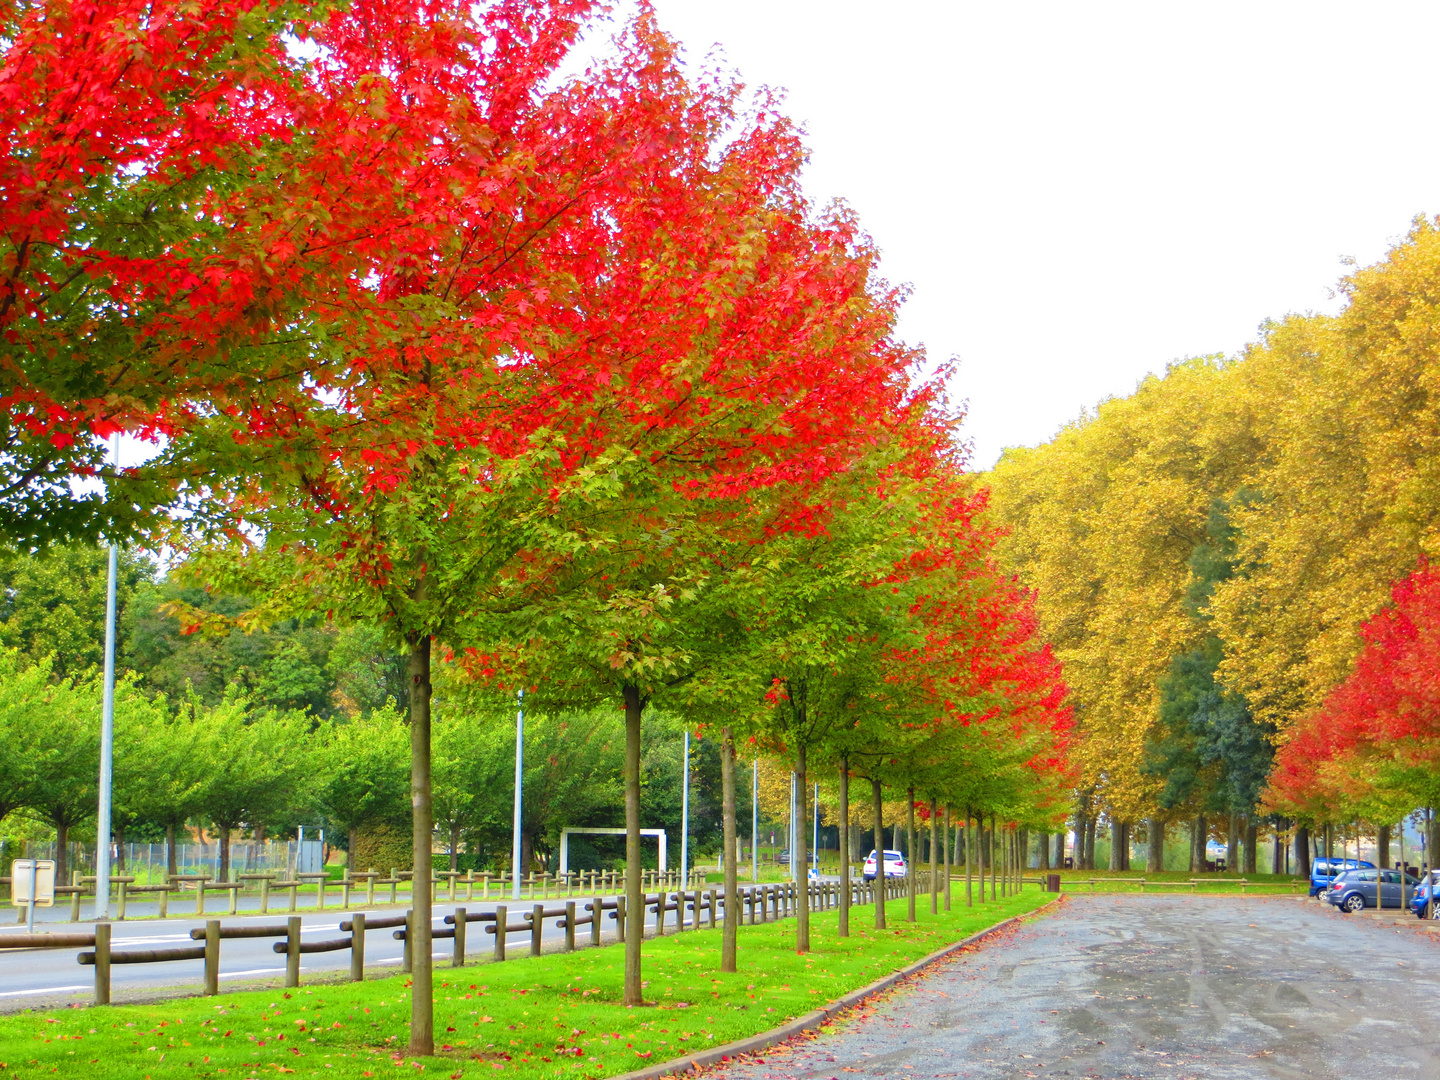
1341, 894, 1365, 913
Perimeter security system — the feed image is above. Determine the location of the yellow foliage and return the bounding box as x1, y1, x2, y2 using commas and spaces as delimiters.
985, 216, 1440, 823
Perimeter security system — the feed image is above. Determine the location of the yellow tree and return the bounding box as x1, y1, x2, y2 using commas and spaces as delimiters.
984, 357, 1256, 838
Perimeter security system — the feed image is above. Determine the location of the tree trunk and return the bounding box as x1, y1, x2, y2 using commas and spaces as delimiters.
720, 726, 738, 971
218, 826, 231, 882
450, 822, 461, 872
1378, 824, 1391, 869
1084, 816, 1097, 871
838, 756, 850, 938
1426, 811, 1440, 872
1295, 824, 1311, 877
166, 823, 178, 879
1227, 814, 1239, 871
349, 826, 359, 866
796, 743, 810, 952
55, 822, 68, 884
1109, 821, 1121, 871
622, 684, 645, 1005
1244, 818, 1258, 874
1271, 819, 1284, 875
965, 811, 974, 906
1148, 818, 1165, 873
990, 814, 999, 900
407, 633, 435, 1056
929, 798, 939, 915
942, 805, 952, 911
1038, 827, 1050, 871
871, 776, 885, 929
115, 822, 126, 873
906, 787, 917, 922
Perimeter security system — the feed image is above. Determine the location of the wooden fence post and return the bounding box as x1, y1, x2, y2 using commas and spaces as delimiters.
286, 916, 300, 988
564, 901, 575, 952
494, 905, 507, 961
616, 896, 626, 943
453, 908, 466, 967
93, 922, 111, 1005
158, 883, 168, 920
591, 898, 602, 946
350, 912, 365, 981
203, 920, 220, 996
530, 904, 543, 956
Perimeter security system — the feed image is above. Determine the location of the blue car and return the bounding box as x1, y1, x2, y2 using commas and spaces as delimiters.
1410, 873, 1440, 918
1310, 857, 1375, 897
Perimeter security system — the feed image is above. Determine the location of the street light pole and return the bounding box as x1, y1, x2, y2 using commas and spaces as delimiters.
813, 782, 819, 876
752, 760, 758, 883
511, 689, 524, 901
789, 772, 798, 883
680, 731, 690, 901
94, 432, 120, 921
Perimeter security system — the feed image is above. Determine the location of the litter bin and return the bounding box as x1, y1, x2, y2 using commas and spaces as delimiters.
1046, 873, 1061, 893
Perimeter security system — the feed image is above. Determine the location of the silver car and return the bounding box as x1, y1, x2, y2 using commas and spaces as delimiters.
1327, 868, 1421, 912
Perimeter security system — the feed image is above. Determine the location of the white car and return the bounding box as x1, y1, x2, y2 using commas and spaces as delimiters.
863, 849, 907, 881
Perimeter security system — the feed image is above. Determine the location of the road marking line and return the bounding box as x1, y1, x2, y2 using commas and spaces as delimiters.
0, 985, 88, 998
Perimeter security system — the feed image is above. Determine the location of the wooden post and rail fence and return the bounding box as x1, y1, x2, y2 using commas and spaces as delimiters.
0, 872, 946, 1006
0, 866, 753, 922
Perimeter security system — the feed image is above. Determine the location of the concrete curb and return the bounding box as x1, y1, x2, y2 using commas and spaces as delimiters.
608, 894, 1065, 1080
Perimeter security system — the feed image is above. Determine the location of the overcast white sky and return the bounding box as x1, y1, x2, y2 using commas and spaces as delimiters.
619, 2, 1440, 468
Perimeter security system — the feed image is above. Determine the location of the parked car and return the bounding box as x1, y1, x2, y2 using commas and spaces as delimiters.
776, 850, 819, 866
1309, 857, 1375, 897
1326, 867, 1421, 913
1408, 870, 1440, 918
862, 849, 907, 881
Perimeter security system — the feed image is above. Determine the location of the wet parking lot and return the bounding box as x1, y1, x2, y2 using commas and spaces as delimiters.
706, 893, 1440, 1080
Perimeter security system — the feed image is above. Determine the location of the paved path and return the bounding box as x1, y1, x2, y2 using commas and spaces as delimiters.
707, 894, 1440, 1079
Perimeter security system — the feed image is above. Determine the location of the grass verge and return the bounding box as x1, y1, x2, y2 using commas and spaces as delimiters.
0, 890, 1052, 1079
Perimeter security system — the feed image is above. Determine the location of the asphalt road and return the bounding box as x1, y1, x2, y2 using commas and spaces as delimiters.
706, 893, 1440, 1080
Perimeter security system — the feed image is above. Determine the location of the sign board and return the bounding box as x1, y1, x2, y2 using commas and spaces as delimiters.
11, 859, 55, 907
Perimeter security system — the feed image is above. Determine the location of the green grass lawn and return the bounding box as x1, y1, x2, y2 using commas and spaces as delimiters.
0, 889, 1053, 1079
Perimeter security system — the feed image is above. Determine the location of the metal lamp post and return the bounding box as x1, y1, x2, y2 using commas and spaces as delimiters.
680, 731, 690, 901
752, 760, 759, 883
94, 432, 120, 921
511, 689, 524, 901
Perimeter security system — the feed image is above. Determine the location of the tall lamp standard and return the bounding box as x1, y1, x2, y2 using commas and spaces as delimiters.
751, 760, 759, 883
680, 731, 690, 910
94, 432, 120, 921
511, 689, 524, 901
